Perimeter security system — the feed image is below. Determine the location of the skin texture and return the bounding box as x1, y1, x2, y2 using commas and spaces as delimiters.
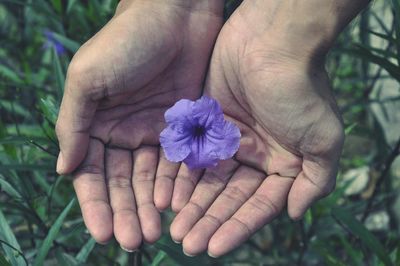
169, 0, 374, 257
55, 0, 224, 251
56, 0, 370, 257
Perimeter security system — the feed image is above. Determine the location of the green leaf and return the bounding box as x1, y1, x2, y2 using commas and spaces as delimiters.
66, 0, 78, 14
345, 45, 400, 82
154, 235, 208, 266
52, 47, 65, 100
39, 96, 59, 125
338, 235, 363, 266
332, 208, 393, 266
0, 65, 22, 84
396, 246, 400, 265
0, 253, 11, 266
391, 0, 400, 65
0, 164, 54, 171
52, 33, 81, 53
34, 198, 76, 266
345, 122, 358, 135
151, 250, 167, 266
367, 30, 396, 43
0, 209, 25, 266
55, 248, 79, 266
0, 100, 31, 119
75, 237, 96, 263
0, 175, 21, 199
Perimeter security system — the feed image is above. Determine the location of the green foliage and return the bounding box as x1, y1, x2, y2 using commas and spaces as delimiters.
0, 0, 399, 265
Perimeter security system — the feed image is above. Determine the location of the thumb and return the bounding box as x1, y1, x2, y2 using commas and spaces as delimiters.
287, 126, 344, 220
55, 69, 98, 175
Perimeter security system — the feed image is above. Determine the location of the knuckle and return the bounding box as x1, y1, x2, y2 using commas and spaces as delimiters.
133, 170, 155, 182
187, 201, 205, 215
251, 193, 280, 215
222, 186, 248, 204
107, 176, 132, 189
203, 213, 222, 226
75, 164, 103, 177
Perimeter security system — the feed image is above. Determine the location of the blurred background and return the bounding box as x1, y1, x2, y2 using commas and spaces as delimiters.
0, 0, 399, 265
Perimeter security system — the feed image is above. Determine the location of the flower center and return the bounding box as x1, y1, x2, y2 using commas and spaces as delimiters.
193, 125, 206, 137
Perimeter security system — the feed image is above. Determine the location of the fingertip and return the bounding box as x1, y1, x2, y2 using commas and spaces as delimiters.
120, 246, 139, 253
90, 226, 113, 245
154, 196, 170, 212
118, 236, 142, 252
143, 227, 161, 244
207, 251, 219, 258
171, 200, 185, 213
139, 207, 162, 244
170, 221, 185, 243
288, 207, 306, 221
56, 152, 66, 175
182, 249, 195, 257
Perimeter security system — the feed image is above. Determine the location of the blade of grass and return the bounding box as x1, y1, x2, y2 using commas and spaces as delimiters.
0, 209, 25, 266
33, 198, 76, 266
0, 176, 21, 199
52, 33, 80, 53
345, 122, 358, 135
391, 0, 400, 65
55, 248, 79, 266
0, 65, 22, 84
344, 45, 400, 82
66, 0, 78, 14
154, 235, 207, 266
52, 47, 65, 100
332, 208, 393, 266
0, 252, 11, 266
75, 237, 96, 263
0, 164, 54, 171
151, 250, 167, 266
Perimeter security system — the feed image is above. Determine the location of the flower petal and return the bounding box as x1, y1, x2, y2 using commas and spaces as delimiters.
164, 99, 194, 125
192, 96, 224, 128
160, 126, 192, 162
184, 136, 219, 169
206, 120, 241, 160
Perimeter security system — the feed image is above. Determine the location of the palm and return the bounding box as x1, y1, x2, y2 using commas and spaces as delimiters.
57, 1, 223, 250
170, 11, 344, 257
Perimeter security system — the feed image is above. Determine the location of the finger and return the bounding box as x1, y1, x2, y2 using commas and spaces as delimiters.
170, 160, 238, 243
171, 164, 203, 213
56, 67, 97, 174
287, 159, 337, 220
154, 149, 180, 211
182, 166, 264, 255
106, 148, 142, 251
132, 146, 161, 243
73, 138, 112, 244
208, 174, 293, 257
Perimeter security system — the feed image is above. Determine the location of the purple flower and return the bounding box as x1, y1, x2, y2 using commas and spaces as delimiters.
160, 96, 241, 169
43, 30, 66, 55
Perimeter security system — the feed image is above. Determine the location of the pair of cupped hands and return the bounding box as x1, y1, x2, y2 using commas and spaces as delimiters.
55, 0, 344, 257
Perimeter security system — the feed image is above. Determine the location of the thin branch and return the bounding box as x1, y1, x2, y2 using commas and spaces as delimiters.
361, 137, 400, 222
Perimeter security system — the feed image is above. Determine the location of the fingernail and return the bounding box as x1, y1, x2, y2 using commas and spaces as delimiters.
183, 250, 195, 257
120, 246, 138, 253
207, 251, 219, 258
56, 152, 64, 174
172, 238, 181, 244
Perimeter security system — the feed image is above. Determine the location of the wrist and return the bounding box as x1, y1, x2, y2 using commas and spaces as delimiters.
237, 0, 370, 63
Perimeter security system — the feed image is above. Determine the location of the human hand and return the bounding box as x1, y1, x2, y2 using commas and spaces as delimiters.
168, 0, 372, 257
55, 0, 224, 251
